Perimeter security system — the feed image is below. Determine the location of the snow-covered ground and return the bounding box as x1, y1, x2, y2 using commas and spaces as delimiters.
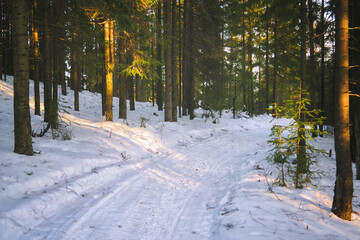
0, 77, 359, 240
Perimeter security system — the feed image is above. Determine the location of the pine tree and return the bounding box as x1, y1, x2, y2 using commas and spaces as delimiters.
267, 90, 326, 187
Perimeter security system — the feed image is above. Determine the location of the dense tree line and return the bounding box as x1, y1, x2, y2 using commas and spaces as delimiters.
3, 0, 359, 220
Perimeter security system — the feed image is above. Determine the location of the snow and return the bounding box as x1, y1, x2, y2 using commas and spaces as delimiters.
1, 77, 360, 240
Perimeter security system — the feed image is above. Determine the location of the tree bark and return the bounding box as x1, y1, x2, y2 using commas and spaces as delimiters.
31, 0, 40, 116
12, 0, 33, 155
178, 0, 182, 118
156, 1, 163, 111
118, 36, 127, 120
3, 1, 10, 81
105, 20, 114, 121
248, 13, 253, 115
320, 0, 325, 136
188, 0, 194, 119
0, 0, 3, 81
272, 19, 278, 114
44, 1, 54, 123
265, 3, 270, 112
182, 0, 188, 116
171, 0, 178, 122
349, 0, 360, 179
100, 27, 106, 115
332, 0, 353, 221
57, 1, 66, 96
308, 0, 318, 138
72, 22, 80, 112
127, 50, 135, 111
164, 0, 172, 122
242, 0, 247, 111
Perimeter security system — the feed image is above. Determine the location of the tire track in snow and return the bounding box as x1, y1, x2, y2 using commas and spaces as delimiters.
19, 156, 157, 239
23, 126, 268, 240
170, 129, 270, 239
66, 132, 244, 240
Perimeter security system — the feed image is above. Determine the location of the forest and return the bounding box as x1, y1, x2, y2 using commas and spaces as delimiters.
1, 0, 360, 238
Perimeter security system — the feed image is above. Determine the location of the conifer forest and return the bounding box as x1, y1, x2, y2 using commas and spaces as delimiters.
1, 0, 360, 239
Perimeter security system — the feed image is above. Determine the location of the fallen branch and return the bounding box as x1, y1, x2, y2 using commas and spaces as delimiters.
32, 123, 50, 137
264, 172, 282, 201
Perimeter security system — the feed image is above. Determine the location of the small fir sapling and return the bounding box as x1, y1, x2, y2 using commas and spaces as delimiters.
267, 89, 327, 188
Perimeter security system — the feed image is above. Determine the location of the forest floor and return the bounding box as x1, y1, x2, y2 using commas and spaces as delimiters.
1, 77, 360, 240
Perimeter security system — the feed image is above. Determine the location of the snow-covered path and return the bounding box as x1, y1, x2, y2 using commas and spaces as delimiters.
1, 78, 360, 240
21, 125, 267, 240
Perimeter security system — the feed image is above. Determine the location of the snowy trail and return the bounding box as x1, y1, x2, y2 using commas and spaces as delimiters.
18, 126, 267, 240
2, 79, 360, 240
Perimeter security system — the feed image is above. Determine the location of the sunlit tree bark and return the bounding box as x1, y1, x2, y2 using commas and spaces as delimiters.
105, 19, 114, 121
332, 0, 353, 221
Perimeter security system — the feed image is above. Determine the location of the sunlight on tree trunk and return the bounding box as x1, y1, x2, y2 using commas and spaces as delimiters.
332, 0, 353, 221
105, 20, 114, 121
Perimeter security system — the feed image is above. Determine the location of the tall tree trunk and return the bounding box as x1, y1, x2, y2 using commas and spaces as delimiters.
308, 0, 318, 138
319, 0, 325, 136
44, 1, 53, 122
164, 0, 172, 122
57, 2, 66, 96
129, 75, 135, 110
52, 0, 59, 117
156, 1, 163, 111
118, 37, 127, 119
178, 0, 182, 118
248, 13, 253, 115
349, 0, 360, 179
265, 4, 270, 112
72, 23, 80, 111
135, 73, 141, 101
3, 1, 10, 81
0, 0, 3, 81
295, 0, 307, 189
188, 0, 195, 119
171, 0, 178, 121
308, 0, 315, 92
127, 50, 135, 111
242, 0, 247, 111
332, 0, 353, 221
12, 0, 33, 155
32, 0, 40, 116
182, 0, 188, 116
105, 20, 114, 121
272, 19, 278, 114
100, 27, 106, 115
